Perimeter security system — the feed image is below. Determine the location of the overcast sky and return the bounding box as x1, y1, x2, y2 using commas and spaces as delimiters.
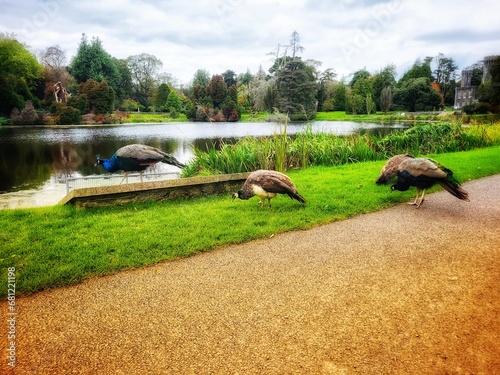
1, 0, 499, 85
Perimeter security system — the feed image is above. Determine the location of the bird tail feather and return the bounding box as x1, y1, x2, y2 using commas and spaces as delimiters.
289, 192, 307, 204
439, 178, 470, 201
375, 175, 389, 184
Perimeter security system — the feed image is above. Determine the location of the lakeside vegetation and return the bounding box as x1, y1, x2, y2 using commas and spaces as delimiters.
1, 146, 499, 298
121, 110, 500, 126
182, 121, 500, 177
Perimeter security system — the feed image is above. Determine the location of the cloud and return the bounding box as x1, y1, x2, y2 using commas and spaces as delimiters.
1, 0, 499, 85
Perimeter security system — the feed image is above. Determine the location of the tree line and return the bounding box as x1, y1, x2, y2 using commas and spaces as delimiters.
1, 30, 499, 125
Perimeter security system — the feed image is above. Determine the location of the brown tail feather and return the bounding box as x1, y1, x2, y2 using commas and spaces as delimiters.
439, 180, 470, 201
288, 192, 307, 204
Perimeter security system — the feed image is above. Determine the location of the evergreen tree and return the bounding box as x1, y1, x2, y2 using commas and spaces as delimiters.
206, 74, 228, 108
165, 90, 182, 113
276, 59, 317, 119
68, 34, 120, 89
222, 70, 237, 87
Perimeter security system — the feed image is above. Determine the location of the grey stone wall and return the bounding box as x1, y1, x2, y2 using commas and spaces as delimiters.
59, 173, 250, 208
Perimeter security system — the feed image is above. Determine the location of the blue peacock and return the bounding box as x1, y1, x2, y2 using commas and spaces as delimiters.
95, 144, 185, 184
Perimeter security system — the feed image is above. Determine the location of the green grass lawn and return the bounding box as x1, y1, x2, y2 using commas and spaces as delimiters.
1, 146, 499, 298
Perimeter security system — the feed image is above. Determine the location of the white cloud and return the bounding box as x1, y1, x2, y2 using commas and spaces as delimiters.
1, 0, 499, 85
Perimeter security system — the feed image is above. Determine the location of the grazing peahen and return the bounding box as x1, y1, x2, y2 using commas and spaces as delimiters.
95, 144, 185, 184
376, 154, 414, 184
391, 157, 470, 208
232, 170, 306, 207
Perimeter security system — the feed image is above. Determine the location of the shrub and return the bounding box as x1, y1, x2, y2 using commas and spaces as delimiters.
463, 102, 499, 115
0, 116, 12, 125
10, 101, 42, 125
58, 106, 81, 125
169, 108, 179, 119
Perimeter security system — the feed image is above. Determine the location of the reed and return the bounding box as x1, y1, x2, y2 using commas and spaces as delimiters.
182, 122, 500, 177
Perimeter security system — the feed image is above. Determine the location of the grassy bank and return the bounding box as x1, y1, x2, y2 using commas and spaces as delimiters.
124, 112, 189, 123
121, 111, 500, 125
1, 146, 500, 298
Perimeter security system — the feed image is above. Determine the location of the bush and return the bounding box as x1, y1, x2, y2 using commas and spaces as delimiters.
463, 102, 499, 115
0, 116, 12, 125
58, 106, 81, 125
169, 108, 179, 119
10, 101, 42, 125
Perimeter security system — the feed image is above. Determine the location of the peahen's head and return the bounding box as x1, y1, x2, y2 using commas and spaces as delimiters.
391, 182, 409, 192
232, 190, 243, 201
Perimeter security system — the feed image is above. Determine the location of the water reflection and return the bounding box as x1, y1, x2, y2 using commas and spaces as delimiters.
0, 121, 407, 194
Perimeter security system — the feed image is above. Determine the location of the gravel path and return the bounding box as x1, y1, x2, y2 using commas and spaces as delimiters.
2, 175, 500, 374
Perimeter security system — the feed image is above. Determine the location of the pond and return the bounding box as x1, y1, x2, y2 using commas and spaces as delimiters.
0, 121, 407, 208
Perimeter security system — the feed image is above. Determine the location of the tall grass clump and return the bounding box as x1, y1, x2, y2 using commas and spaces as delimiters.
374, 122, 495, 157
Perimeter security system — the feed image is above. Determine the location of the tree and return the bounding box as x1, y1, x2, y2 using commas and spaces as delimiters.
249, 75, 275, 111
113, 58, 132, 106
68, 34, 120, 89
267, 44, 289, 75
206, 74, 228, 108
372, 64, 397, 110
289, 30, 304, 59
399, 57, 434, 84
470, 63, 483, 86
152, 83, 171, 109
78, 80, 115, 114
489, 57, 500, 106
276, 59, 317, 119
478, 56, 500, 108
222, 70, 237, 88
238, 69, 253, 86
122, 98, 140, 112
348, 75, 374, 114
0, 33, 43, 116
39, 45, 67, 83
165, 89, 182, 113
127, 53, 163, 108
269, 54, 293, 75
192, 69, 210, 87
349, 69, 371, 88
316, 68, 338, 111
433, 53, 458, 105
393, 77, 442, 111
332, 82, 348, 111
380, 86, 392, 113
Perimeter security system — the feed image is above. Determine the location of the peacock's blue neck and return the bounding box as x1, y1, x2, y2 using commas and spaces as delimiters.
101, 156, 120, 173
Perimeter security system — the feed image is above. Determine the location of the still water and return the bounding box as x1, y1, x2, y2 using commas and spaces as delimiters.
0, 121, 406, 207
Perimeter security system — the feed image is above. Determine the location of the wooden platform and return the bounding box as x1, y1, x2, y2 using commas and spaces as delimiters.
59, 173, 250, 208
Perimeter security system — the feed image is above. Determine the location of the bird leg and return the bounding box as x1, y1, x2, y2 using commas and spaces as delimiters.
407, 188, 420, 206
258, 199, 264, 207
415, 189, 426, 208
119, 172, 129, 185
267, 198, 272, 207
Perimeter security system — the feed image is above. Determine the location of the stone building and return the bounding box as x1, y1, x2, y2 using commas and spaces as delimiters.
454, 55, 499, 109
